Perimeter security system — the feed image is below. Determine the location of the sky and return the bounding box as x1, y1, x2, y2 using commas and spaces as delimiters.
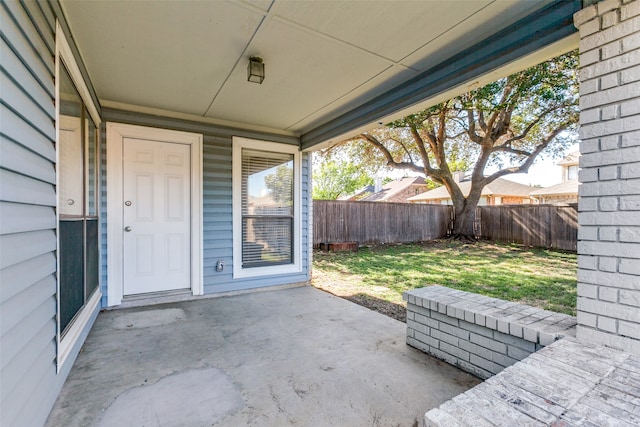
499, 159, 563, 187
494, 143, 579, 187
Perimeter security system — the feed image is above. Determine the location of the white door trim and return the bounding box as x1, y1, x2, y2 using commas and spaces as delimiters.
106, 123, 203, 306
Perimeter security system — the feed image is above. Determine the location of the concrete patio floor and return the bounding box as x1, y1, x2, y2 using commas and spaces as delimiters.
45, 286, 481, 427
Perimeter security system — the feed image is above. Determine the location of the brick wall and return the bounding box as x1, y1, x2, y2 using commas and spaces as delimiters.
404, 286, 576, 379
385, 184, 430, 203
500, 196, 530, 205
574, 0, 640, 354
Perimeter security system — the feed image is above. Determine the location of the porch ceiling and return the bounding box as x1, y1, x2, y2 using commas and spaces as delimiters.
60, 0, 575, 146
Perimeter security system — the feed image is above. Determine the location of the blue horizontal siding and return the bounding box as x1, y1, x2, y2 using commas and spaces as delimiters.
0, 133, 56, 184
1, 37, 55, 114
0, 169, 56, 206
1, 1, 54, 91
99, 124, 108, 307
201, 138, 233, 287
2, 315, 57, 426
202, 151, 311, 293
0, 202, 56, 235
0, 252, 56, 308
19, 1, 55, 56
0, 230, 56, 270
0, 71, 56, 141
1, 301, 56, 403
201, 138, 311, 293
35, 1, 56, 35
0, 104, 56, 162
0, 2, 101, 426
101, 109, 311, 297
302, 154, 310, 265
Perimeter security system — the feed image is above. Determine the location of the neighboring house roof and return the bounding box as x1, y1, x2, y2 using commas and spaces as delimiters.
529, 179, 579, 197
557, 150, 580, 166
359, 177, 427, 202
337, 185, 375, 201
407, 177, 532, 202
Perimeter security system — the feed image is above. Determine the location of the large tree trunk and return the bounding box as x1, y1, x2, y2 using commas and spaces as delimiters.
449, 189, 481, 242
451, 203, 477, 241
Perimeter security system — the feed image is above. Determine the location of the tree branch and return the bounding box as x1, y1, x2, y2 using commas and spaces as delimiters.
435, 109, 449, 168
448, 130, 467, 140
409, 126, 441, 177
437, 108, 447, 152
360, 133, 424, 174
484, 123, 573, 183
387, 135, 415, 163
478, 110, 487, 133
500, 104, 566, 146
485, 82, 513, 137
497, 105, 514, 137
492, 146, 532, 157
465, 109, 484, 144
398, 140, 416, 164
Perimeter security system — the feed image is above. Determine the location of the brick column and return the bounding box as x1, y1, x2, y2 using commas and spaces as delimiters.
574, 0, 640, 354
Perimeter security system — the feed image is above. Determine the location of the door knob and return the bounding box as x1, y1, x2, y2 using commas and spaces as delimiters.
124, 226, 132, 232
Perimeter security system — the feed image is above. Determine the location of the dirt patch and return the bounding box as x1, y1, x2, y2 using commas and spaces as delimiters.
311, 269, 407, 322
344, 294, 406, 323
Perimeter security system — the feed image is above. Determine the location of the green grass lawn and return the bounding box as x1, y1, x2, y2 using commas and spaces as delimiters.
312, 240, 577, 316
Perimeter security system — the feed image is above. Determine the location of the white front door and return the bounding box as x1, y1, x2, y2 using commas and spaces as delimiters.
122, 137, 191, 295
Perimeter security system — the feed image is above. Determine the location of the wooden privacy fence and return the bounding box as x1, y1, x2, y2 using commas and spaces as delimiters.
475, 204, 578, 251
313, 200, 452, 246
313, 200, 578, 251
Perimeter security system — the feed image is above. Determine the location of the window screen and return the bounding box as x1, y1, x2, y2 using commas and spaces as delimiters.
241, 149, 294, 268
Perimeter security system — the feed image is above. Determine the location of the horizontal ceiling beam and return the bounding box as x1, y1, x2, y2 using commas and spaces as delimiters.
300, 0, 582, 151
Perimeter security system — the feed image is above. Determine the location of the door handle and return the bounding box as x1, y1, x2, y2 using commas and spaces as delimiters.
124, 226, 132, 232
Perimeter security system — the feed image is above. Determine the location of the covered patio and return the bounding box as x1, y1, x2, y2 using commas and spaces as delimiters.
45, 286, 479, 426
4, 0, 640, 425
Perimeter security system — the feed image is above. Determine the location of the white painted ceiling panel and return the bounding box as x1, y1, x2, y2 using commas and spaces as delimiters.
402, 0, 555, 70
273, 0, 492, 63
239, 0, 274, 12
289, 64, 419, 131
205, 17, 392, 129
62, 0, 264, 115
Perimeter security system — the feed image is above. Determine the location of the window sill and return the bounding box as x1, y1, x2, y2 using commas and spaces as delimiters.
57, 289, 101, 373
233, 263, 302, 279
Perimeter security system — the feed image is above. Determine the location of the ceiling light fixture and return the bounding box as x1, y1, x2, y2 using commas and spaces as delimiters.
247, 57, 265, 84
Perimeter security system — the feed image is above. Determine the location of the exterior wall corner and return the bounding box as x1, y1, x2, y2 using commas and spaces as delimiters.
575, 0, 640, 354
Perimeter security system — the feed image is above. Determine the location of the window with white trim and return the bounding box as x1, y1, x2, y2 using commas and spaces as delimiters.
56, 22, 102, 369
233, 138, 301, 278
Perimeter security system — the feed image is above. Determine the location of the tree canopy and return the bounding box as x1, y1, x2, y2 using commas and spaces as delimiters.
312, 159, 374, 200
337, 50, 579, 239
